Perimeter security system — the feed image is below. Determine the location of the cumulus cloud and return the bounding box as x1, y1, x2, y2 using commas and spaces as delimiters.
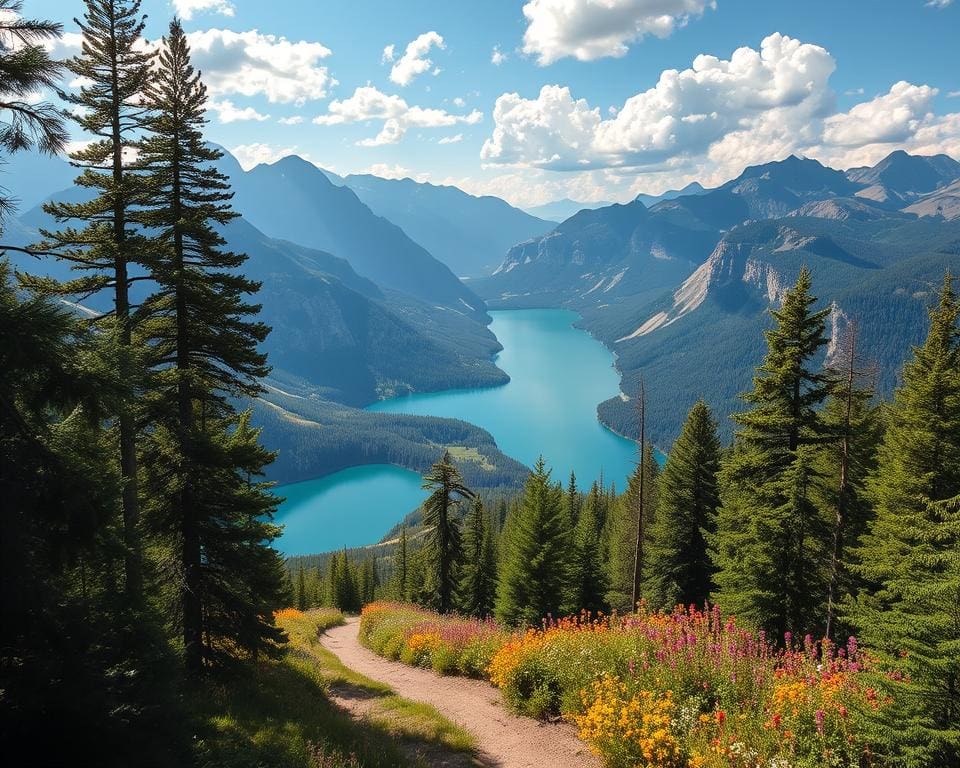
822, 82, 936, 147
438, 133, 464, 144
314, 85, 481, 146
926, 0, 952, 7
185, 29, 335, 104
453, 97, 466, 107
483, 34, 835, 172
381, 44, 395, 63
522, 0, 715, 65
491, 45, 507, 65
229, 142, 297, 170
278, 115, 304, 125
172, 0, 235, 20
480, 33, 960, 190
207, 99, 270, 123
389, 31, 445, 86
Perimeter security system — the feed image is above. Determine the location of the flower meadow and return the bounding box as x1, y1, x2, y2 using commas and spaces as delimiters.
359, 602, 888, 768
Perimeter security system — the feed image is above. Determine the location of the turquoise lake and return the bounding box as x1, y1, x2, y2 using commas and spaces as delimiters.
274, 309, 640, 555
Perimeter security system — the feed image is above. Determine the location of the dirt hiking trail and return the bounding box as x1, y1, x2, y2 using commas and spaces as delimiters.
320, 618, 600, 768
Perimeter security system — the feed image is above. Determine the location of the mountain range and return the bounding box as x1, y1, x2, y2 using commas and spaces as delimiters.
476, 150, 960, 444
323, 171, 553, 277
5, 144, 960, 477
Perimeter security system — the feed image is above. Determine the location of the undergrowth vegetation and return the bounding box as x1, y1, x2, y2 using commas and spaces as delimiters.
359, 602, 888, 768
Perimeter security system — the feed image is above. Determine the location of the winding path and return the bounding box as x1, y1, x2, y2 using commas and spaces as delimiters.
320, 618, 600, 768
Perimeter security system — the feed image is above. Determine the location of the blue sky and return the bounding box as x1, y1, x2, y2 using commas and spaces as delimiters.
26, 0, 960, 207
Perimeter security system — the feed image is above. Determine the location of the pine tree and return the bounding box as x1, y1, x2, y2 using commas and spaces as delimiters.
712, 267, 834, 638
31, 0, 155, 603
847, 275, 960, 765
496, 457, 569, 626
421, 450, 474, 613
136, 20, 283, 671
565, 486, 609, 615
607, 446, 659, 611
392, 524, 409, 601
647, 400, 721, 610
459, 498, 497, 617
0, 0, 67, 220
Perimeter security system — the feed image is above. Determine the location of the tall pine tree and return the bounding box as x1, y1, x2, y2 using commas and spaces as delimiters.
136, 20, 284, 671
712, 266, 833, 638
848, 275, 960, 766
32, 0, 155, 602
420, 450, 474, 613
647, 400, 721, 610
496, 457, 569, 626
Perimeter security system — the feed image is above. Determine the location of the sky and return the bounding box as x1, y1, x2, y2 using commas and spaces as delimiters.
20, 0, 960, 208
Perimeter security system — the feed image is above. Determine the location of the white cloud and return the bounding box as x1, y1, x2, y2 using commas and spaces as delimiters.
483, 34, 835, 172
522, 0, 715, 65
438, 133, 464, 144
278, 115, 304, 125
207, 98, 270, 123
390, 31, 445, 86
948, 90, 960, 98
185, 29, 335, 104
480, 33, 960, 191
229, 142, 297, 170
453, 97, 466, 107
314, 85, 481, 146
381, 44, 395, 63
172, 0, 235, 20
822, 82, 936, 147
926, 0, 952, 7
491, 45, 507, 66
844, 87, 865, 96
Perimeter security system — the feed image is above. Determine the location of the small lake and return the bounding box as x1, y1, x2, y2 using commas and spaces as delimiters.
274, 309, 640, 555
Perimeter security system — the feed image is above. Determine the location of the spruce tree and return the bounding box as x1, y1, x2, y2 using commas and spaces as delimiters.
848, 275, 960, 765
459, 498, 497, 617
565, 487, 609, 614
136, 20, 283, 671
647, 400, 721, 610
0, 0, 67, 220
496, 457, 569, 626
32, 0, 155, 603
712, 267, 834, 638
420, 450, 474, 613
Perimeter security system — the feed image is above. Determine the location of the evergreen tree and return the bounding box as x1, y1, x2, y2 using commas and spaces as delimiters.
392, 524, 409, 601
712, 267, 834, 638
296, 565, 307, 611
565, 486, 609, 615
0, 0, 67, 219
420, 450, 474, 613
0, 263, 179, 762
848, 275, 960, 765
459, 498, 497, 617
32, 0, 155, 602
496, 457, 569, 626
647, 400, 721, 610
607, 446, 659, 611
136, 20, 282, 671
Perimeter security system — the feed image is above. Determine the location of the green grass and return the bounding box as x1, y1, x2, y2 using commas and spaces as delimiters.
192, 608, 477, 768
